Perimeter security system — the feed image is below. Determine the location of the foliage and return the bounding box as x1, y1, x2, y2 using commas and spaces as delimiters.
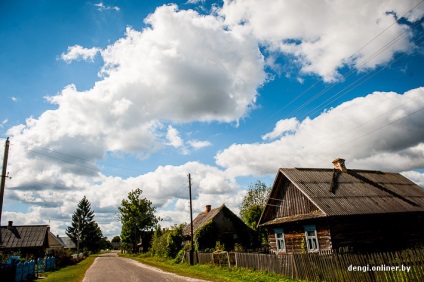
193, 220, 218, 251
239, 181, 271, 245
150, 224, 185, 259
214, 241, 225, 251
118, 188, 159, 253
111, 236, 121, 243
100, 237, 112, 250
239, 181, 270, 229
66, 196, 104, 254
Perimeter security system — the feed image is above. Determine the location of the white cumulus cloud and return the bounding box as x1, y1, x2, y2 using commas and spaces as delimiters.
216, 87, 424, 177
219, 0, 424, 81
5, 4, 266, 236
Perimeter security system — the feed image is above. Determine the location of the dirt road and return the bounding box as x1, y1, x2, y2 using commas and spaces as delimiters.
83, 251, 209, 282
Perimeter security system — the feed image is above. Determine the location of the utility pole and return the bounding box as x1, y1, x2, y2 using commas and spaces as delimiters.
188, 173, 194, 265
0, 137, 10, 246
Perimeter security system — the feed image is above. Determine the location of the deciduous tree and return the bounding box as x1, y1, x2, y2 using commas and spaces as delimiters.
240, 180, 270, 229
240, 181, 271, 244
118, 188, 159, 253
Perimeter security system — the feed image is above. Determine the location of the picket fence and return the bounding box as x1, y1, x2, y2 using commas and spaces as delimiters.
187, 249, 424, 282
0, 257, 55, 282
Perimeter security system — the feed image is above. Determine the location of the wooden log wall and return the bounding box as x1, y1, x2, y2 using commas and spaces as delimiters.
330, 213, 424, 252
274, 179, 320, 218
267, 222, 332, 254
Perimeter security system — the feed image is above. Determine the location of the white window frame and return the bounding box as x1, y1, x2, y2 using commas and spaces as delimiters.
304, 225, 319, 253
274, 228, 286, 252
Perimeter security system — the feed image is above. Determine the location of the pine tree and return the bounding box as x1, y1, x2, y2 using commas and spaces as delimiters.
66, 196, 104, 254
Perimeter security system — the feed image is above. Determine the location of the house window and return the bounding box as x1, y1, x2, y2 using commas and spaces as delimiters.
304, 225, 319, 253
274, 228, 285, 252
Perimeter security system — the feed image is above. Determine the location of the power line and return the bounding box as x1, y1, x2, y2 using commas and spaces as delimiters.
15, 140, 144, 173
285, 19, 424, 123
329, 104, 424, 154
305, 33, 424, 120
254, 1, 423, 133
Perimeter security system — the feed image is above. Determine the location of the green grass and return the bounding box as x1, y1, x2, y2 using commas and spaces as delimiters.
119, 253, 299, 282
41, 254, 100, 282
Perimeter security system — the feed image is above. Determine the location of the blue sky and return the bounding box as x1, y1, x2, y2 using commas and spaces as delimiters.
1, 0, 424, 238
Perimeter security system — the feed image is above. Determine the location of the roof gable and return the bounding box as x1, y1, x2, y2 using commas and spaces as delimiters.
183, 204, 241, 236
259, 173, 324, 226
0, 225, 49, 249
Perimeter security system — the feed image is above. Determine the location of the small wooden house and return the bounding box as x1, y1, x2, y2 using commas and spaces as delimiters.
0, 221, 62, 258
258, 159, 424, 254
183, 204, 255, 251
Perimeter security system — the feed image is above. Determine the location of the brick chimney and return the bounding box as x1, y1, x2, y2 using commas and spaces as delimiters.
332, 158, 347, 173
205, 205, 211, 213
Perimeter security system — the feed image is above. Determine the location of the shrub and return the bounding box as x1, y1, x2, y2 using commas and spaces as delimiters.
151, 224, 185, 259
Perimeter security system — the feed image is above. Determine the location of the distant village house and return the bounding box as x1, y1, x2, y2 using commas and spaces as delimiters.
183, 204, 255, 251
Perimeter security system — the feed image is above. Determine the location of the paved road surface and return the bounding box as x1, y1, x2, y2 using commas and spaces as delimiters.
83, 251, 209, 282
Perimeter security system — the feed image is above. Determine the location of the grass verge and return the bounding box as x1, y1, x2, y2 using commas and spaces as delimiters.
119, 253, 299, 282
40, 254, 100, 282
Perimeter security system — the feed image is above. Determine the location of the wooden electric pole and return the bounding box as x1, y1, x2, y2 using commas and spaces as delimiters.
0, 137, 10, 246
188, 173, 194, 265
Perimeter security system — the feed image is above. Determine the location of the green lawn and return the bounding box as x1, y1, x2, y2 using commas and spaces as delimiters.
41, 254, 99, 282
119, 253, 300, 282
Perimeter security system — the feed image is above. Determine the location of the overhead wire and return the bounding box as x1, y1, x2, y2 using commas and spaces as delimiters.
254, 1, 423, 133
285, 18, 424, 123
6, 140, 150, 179
329, 104, 424, 154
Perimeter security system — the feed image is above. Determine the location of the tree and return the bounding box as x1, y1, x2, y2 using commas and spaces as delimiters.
66, 196, 104, 254
240, 181, 271, 244
111, 236, 121, 243
240, 181, 270, 228
118, 188, 159, 253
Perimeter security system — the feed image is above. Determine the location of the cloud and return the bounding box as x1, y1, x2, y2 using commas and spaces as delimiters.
216, 87, 424, 177
8, 4, 265, 163
94, 2, 120, 12
11, 97, 18, 102
61, 45, 100, 63
219, 0, 424, 81
3, 160, 241, 236
5, 2, 265, 235
166, 125, 184, 148
1, 119, 7, 128
188, 140, 212, 149
261, 117, 299, 140
166, 125, 189, 154
401, 171, 424, 187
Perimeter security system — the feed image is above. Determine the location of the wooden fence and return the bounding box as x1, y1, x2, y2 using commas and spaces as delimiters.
188, 249, 424, 282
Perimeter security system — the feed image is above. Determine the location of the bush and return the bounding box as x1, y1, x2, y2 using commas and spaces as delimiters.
150, 224, 185, 259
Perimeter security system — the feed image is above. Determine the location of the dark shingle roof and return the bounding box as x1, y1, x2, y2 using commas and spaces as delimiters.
0, 225, 49, 248
182, 204, 224, 237
282, 168, 424, 215
58, 236, 76, 249
260, 168, 424, 226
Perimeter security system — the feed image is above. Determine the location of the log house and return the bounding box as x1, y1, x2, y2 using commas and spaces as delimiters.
258, 159, 424, 254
